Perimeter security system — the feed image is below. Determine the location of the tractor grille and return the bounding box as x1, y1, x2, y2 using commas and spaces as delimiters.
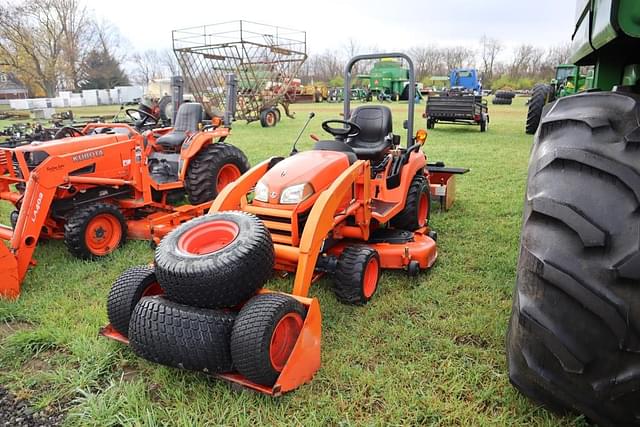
244, 205, 296, 246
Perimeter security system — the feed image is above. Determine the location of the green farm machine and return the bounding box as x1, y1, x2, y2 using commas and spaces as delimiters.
359, 59, 409, 101
508, 1, 640, 424
524, 64, 593, 134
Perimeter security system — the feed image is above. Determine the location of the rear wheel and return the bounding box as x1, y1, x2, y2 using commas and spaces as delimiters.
260, 109, 278, 127
525, 84, 551, 134
184, 142, 249, 205
507, 91, 640, 425
107, 265, 162, 337
64, 202, 127, 259
480, 116, 488, 132
391, 174, 430, 230
230, 293, 306, 386
332, 246, 381, 305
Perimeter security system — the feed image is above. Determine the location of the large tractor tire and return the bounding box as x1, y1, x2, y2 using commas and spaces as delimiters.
494, 90, 516, 99
64, 202, 127, 260
107, 265, 163, 337
184, 142, 249, 205
492, 97, 512, 105
525, 84, 551, 134
230, 293, 306, 386
154, 212, 274, 308
129, 296, 235, 373
507, 91, 640, 425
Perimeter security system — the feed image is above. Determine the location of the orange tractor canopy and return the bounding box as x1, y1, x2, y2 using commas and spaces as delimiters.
0, 103, 249, 299
101, 53, 468, 395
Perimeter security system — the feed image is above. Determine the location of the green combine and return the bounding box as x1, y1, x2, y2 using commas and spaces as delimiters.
524, 64, 593, 134
508, 1, 640, 424
358, 59, 409, 101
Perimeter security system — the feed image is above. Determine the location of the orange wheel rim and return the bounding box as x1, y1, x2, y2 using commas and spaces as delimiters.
85, 214, 122, 256
362, 257, 379, 298
216, 164, 242, 193
270, 312, 303, 372
177, 220, 239, 255
418, 193, 428, 227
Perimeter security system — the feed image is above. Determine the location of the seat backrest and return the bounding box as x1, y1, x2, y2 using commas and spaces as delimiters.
348, 105, 392, 147
173, 103, 203, 132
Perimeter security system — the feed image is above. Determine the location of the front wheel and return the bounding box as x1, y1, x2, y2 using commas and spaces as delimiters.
332, 246, 381, 305
64, 202, 127, 259
525, 84, 550, 134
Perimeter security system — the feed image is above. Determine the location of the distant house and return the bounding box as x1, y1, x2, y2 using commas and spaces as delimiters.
0, 72, 28, 102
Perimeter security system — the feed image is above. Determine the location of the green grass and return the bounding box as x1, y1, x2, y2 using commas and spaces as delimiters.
0, 99, 587, 426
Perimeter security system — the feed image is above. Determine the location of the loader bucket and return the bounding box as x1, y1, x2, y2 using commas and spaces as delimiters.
100, 293, 322, 396
0, 243, 20, 299
218, 293, 321, 396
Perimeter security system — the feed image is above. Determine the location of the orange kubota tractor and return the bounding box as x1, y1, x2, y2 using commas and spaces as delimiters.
101, 53, 468, 395
0, 102, 249, 299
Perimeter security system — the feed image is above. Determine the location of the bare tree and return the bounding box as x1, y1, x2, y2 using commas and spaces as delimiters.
443, 46, 476, 71
479, 35, 502, 84
510, 44, 544, 78
161, 49, 180, 77
131, 50, 163, 86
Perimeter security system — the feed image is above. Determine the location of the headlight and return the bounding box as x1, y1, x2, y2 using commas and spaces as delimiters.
254, 181, 268, 202
280, 183, 314, 204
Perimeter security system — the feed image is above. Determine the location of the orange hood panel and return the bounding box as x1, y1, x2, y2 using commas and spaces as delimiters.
259, 150, 351, 203
14, 134, 133, 156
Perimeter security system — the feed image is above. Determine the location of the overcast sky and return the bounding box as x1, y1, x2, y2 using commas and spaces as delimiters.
89, 0, 577, 59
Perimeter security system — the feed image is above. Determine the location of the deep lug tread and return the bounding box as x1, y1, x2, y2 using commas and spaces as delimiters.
391, 174, 430, 231
525, 84, 550, 134
63, 202, 127, 260
184, 142, 249, 205
508, 91, 640, 425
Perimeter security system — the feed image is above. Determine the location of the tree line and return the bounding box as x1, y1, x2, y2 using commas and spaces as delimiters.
0, 0, 571, 97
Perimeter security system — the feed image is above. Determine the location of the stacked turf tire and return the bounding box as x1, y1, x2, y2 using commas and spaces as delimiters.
507, 91, 640, 425
493, 90, 515, 105
107, 211, 278, 376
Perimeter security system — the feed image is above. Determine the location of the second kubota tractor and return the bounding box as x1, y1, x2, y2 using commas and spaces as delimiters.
0, 102, 249, 299
101, 53, 468, 395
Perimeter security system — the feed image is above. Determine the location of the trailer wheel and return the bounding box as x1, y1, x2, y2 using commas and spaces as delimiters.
332, 246, 381, 305
507, 91, 640, 425
184, 142, 249, 205
391, 174, 430, 231
260, 109, 278, 127
107, 265, 162, 337
272, 107, 281, 122
64, 202, 127, 260
155, 211, 274, 308
426, 119, 434, 129
525, 84, 551, 134
480, 115, 488, 132
129, 296, 235, 373
230, 293, 306, 386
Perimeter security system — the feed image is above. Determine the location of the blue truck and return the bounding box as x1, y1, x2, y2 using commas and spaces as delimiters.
424, 68, 488, 132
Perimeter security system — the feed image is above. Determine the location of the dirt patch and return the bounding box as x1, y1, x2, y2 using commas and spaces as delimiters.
0, 321, 32, 341
0, 386, 65, 426
453, 334, 489, 348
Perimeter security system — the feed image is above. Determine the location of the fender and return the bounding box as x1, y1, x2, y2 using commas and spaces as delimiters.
178, 128, 230, 181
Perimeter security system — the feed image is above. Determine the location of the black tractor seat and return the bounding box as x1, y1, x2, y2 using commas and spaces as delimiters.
313, 140, 357, 164
346, 105, 395, 161
156, 103, 203, 150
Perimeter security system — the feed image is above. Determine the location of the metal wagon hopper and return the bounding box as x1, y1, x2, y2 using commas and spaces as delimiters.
172, 20, 307, 128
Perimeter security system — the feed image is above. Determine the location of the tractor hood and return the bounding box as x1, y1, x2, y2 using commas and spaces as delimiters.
13, 133, 133, 157
259, 150, 352, 205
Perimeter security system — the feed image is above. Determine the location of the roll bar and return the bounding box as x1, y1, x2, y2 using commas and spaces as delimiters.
344, 53, 416, 148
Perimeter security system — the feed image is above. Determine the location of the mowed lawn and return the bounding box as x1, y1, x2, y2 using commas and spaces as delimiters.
0, 99, 587, 426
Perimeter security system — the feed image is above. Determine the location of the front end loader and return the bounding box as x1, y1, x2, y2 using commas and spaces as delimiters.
101, 53, 468, 395
0, 103, 249, 299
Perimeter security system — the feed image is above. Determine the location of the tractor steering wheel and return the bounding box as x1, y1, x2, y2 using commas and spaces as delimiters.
54, 126, 84, 139
322, 119, 361, 140
125, 108, 158, 130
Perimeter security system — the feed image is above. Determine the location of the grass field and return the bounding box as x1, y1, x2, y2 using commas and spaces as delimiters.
0, 99, 587, 426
